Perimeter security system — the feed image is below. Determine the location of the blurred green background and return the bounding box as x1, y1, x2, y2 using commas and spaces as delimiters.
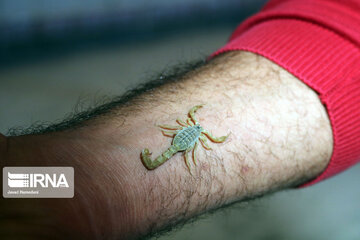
0, 1, 359, 239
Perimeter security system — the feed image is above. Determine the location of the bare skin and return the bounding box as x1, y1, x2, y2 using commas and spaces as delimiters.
0, 51, 333, 239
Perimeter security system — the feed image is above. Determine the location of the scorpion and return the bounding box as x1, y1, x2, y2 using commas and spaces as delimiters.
141, 104, 229, 171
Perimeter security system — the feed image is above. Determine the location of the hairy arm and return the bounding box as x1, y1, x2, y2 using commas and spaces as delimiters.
1, 51, 333, 239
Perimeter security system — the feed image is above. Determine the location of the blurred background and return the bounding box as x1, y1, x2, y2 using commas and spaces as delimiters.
0, 0, 359, 239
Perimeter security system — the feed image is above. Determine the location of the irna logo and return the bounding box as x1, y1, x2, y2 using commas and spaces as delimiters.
8, 172, 69, 188
3, 167, 74, 198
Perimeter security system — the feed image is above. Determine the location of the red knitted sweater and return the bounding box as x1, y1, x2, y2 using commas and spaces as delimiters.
213, 0, 360, 187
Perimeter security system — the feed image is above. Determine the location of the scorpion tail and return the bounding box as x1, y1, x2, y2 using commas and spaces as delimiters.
141, 146, 178, 170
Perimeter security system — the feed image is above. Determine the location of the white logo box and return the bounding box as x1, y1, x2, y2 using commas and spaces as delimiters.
3, 167, 74, 198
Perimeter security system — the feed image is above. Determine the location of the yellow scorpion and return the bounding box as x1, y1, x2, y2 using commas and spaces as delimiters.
141, 105, 229, 171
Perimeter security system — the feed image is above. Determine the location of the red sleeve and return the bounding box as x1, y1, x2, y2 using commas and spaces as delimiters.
212, 0, 360, 187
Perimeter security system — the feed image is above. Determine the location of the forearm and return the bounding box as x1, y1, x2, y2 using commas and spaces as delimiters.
2, 51, 333, 239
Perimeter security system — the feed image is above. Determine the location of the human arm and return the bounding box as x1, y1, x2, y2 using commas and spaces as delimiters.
1, 51, 333, 239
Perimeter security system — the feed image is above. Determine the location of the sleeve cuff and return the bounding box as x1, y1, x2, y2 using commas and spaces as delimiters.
211, 18, 360, 187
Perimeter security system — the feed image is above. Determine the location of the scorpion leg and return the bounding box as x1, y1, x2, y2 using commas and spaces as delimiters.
192, 142, 199, 166
158, 124, 182, 130
184, 148, 193, 172
199, 135, 212, 150
188, 104, 204, 125
161, 130, 176, 137
187, 118, 194, 126
176, 118, 187, 127
202, 130, 229, 143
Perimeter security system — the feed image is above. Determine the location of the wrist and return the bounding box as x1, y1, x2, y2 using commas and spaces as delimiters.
2, 132, 138, 239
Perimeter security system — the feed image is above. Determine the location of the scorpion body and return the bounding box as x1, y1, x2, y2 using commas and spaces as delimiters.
174, 125, 203, 151
141, 105, 229, 171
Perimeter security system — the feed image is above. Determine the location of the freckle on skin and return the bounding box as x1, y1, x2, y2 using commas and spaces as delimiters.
241, 166, 250, 174
201, 162, 210, 171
